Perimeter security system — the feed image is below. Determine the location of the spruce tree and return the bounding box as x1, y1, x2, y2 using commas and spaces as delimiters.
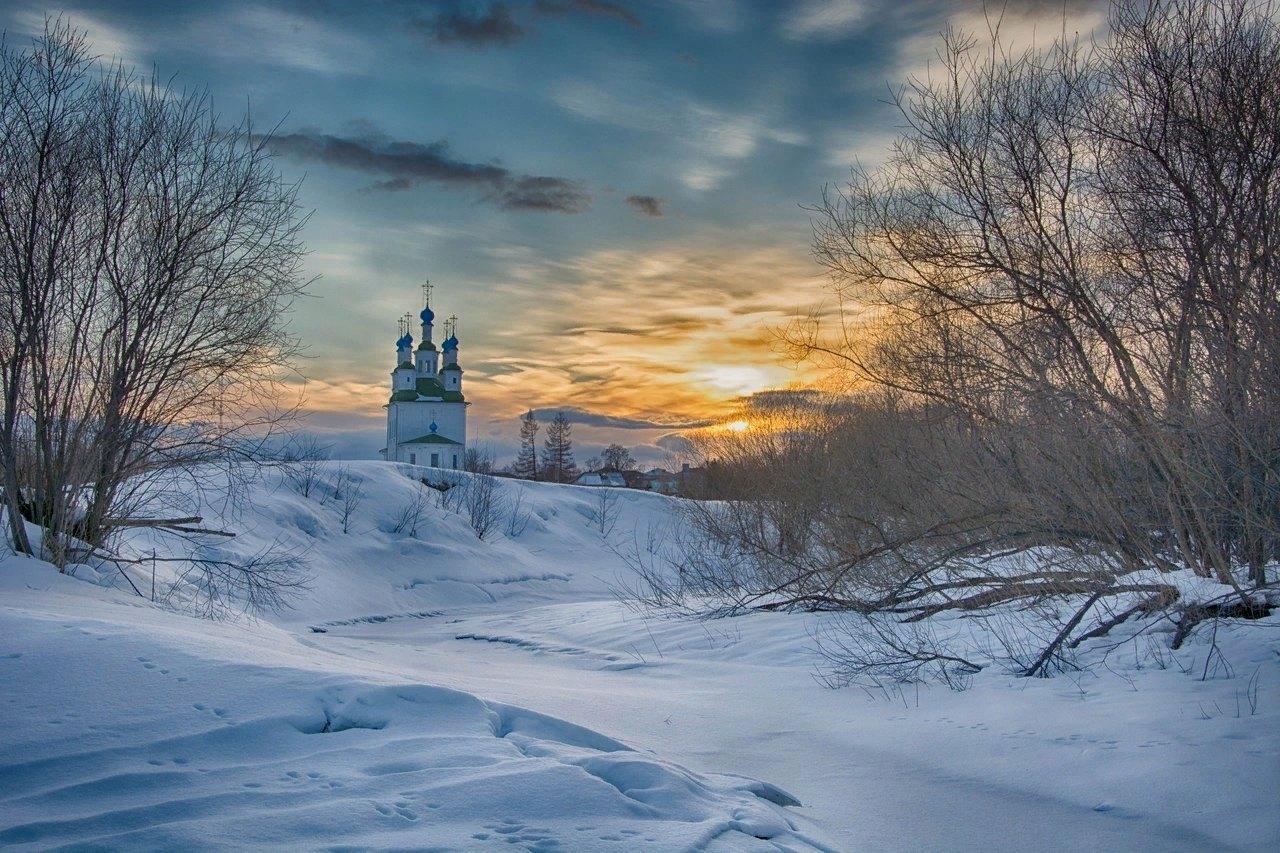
541, 411, 576, 483
514, 410, 539, 480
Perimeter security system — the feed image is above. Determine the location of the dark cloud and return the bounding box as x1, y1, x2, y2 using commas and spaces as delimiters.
415, 3, 524, 46
468, 359, 528, 378
534, 0, 641, 28
562, 314, 704, 337
503, 175, 592, 212
738, 388, 846, 412
266, 129, 590, 213
625, 194, 665, 217
527, 406, 714, 430
655, 432, 696, 455
412, 0, 640, 49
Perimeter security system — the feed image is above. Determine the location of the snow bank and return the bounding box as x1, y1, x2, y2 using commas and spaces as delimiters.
4, 460, 1276, 849
0, 544, 828, 850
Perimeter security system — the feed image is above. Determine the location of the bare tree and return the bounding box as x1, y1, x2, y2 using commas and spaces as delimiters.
629, 0, 1280, 684
463, 446, 493, 474
600, 443, 636, 472
798, 0, 1280, 591
505, 485, 532, 538
0, 21, 309, 581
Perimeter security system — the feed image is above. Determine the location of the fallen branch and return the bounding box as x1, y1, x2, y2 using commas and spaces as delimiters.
1068, 588, 1180, 649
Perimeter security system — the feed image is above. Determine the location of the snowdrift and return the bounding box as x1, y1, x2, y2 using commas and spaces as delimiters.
0, 464, 830, 850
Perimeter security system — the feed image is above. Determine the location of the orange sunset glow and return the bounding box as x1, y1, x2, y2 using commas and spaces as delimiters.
290, 238, 830, 460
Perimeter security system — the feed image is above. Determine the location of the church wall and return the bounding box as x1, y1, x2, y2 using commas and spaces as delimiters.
388, 399, 467, 469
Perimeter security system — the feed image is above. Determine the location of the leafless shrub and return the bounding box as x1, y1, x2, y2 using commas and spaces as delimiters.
588, 487, 622, 538
463, 446, 493, 474
159, 541, 311, 619
610, 520, 702, 614
434, 471, 465, 513
815, 613, 983, 691
281, 437, 330, 499
333, 467, 365, 535
85, 536, 311, 619
505, 486, 532, 538
1240, 668, 1262, 716
391, 486, 433, 538
464, 474, 505, 541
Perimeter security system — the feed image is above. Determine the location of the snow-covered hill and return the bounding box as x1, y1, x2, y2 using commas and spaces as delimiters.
119, 461, 677, 624
2, 461, 1277, 850
0, 463, 827, 850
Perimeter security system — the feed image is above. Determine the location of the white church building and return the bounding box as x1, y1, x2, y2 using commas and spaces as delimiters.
380, 285, 468, 468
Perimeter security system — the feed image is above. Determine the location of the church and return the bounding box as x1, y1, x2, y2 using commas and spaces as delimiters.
380, 285, 468, 468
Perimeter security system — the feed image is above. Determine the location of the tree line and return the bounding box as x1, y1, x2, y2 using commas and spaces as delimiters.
510, 409, 641, 483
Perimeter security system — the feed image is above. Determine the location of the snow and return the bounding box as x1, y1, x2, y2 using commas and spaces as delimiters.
2, 461, 1277, 850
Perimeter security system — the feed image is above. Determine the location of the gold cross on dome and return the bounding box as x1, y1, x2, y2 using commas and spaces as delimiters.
422, 280, 432, 306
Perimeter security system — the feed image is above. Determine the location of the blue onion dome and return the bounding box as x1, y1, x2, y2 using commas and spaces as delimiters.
442, 334, 459, 352
420, 305, 435, 324
429, 420, 438, 433
396, 332, 413, 349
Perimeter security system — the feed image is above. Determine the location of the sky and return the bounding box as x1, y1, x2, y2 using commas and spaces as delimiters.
0, 0, 1106, 465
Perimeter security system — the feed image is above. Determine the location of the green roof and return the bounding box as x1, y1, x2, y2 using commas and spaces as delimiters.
404, 432, 462, 445
417, 341, 437, 351
415, 377, 446, 397
396, 361, 414, 370
390, 383, 466, 404
442, 362, 462, 371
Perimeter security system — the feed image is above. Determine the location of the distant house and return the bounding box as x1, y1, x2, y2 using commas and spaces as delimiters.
574, 469, 627, 487
644, 467, 681, 494
637, 466, 708, 495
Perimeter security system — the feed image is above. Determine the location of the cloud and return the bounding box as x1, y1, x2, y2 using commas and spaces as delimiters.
11, 8, 144, 67
527, 407, 715, 430
187, 5, 374, 74
415, 3, 524, 46
266, 128, 591, 213
673, 0, 745, 33
782, 1, 868, 41
534, 0, 641, 28
739, 388, 828, 410
625, 195, 665, 217
550, 80, 804, 191
890, 1, 1108, 86
824, 127, 900, 171
412, 0, 641, 48
655, 432, 696, 455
